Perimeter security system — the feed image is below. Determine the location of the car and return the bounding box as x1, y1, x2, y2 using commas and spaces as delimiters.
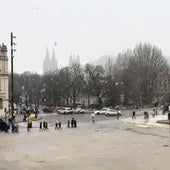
72, 108, 91, 114
94, 107, 110, 115
105, 109, 122, 116
72, 108, 81, 114
0, 119, 10, 132
58, 107, 73, 114
79, 109, 92, 114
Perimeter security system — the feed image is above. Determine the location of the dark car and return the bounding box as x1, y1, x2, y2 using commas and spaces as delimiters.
0, 119, 10, 132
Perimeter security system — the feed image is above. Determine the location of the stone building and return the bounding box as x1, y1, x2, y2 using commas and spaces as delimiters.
0, 44, 9, 117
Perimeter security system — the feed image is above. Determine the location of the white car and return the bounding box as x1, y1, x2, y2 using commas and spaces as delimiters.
72, 108, 91, 114
94, 108, 110, 115
105, 109, 122, 116
72, 108, 81, 114
58, 107, 72, 114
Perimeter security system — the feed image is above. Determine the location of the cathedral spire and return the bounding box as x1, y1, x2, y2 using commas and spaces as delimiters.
45, 47, 49, 60
69, 54, 73, 67
43, 47, 50, 74
51, 48, 58, 71
52, 48, 55, 60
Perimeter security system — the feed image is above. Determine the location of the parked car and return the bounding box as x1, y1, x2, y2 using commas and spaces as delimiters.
105, 109, 122, 116
58, 107, 73, 114
79, 109, 92, 114
72, 108, 90, 114
94, 107, 110, 115
72, 108, 81, 114
0, 119, 10, 132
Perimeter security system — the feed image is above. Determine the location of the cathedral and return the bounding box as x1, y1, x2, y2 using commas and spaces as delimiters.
43, 48, 58, 74
68, 54, 80, 67
43, 48, 81, 74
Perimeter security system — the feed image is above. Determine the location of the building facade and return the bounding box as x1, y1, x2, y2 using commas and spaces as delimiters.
0, 44, 9, 117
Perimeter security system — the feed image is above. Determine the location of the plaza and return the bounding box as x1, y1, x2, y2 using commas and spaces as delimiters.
1, 114, 170, 170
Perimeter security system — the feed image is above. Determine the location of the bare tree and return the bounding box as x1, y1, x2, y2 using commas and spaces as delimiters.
115, 43, 168, 106
83, 64, 107, 108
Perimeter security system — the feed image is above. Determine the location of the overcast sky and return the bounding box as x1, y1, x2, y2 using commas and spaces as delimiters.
0, 0, 170, 74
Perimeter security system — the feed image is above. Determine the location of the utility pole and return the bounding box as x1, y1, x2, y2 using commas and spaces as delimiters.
10, 32, 16, 122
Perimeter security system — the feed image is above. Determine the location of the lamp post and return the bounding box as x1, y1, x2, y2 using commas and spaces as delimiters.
115, 82, 124, 107
10, 32, 16, 123
115, 82, 124, 120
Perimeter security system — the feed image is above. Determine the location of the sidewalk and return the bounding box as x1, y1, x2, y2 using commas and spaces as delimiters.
121, 114, 170, 128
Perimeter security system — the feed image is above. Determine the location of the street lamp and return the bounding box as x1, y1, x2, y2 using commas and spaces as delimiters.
10, 32, 16, 123
115, 82, 124, 107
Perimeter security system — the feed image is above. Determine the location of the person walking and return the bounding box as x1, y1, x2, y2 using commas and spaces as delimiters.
71, 117, 75, 128
39, 122, 42, 130
43, 121, 46, 130
117, 109, 120, 120
91, 113, 95, 123
58, 121, 62, 129
45, 122, 48, 129
67, 120, 70, 128
27, 122, 30, 132
132, 111, 136, 119
74, 119, 77, 128
55, 120, 59, 129
152, 109, 155, 117
144, 111, 149, 120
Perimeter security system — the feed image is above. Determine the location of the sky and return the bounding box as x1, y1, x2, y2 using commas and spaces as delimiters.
0, 0, 170, 74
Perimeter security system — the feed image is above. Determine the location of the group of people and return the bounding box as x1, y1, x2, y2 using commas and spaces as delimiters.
38, 118, 78, 130
67, 117, 77, 128
39, 121, 48, 130
131, 109, 158, 120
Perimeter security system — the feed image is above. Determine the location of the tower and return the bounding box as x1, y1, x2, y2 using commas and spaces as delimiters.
51, 48, 58, 71
43, 47, 50, 74
43, 47, 58, 74
68, 53, 80, 67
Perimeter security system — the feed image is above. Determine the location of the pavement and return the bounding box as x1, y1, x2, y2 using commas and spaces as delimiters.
121, 114, 170, 128
1, 115, 170, 170
2, 110, 170, 170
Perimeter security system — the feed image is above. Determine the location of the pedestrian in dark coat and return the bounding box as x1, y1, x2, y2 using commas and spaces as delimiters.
55, 120, 58, 129
45, 122, 48, 129
39, 122, 42, 130
58, 121, 62, 129
43, 121, 46, 129
74, 119, 77, 128
71, 118, 74, 128
132, 111, 136, 119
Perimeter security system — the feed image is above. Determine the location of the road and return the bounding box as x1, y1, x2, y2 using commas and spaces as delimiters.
1, 108, 170, 170
35, 108, 154, 126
